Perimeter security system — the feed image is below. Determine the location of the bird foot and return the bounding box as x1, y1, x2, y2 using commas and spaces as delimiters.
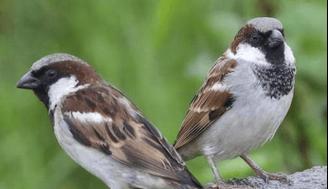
206, 182, 253, 189
207, 184, 220, 189
257, 171, 290, 184
206, 181, 225, 189
206, 183, 225, 189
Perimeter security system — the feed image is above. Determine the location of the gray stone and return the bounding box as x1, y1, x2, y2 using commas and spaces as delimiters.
206, 166, 327, 189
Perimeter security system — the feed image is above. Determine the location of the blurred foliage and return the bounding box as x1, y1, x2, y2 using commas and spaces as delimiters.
0, 0, 326, 188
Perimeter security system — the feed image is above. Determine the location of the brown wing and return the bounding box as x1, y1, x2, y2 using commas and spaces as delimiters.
174, 57, 237, 150
61, 85, 201, 187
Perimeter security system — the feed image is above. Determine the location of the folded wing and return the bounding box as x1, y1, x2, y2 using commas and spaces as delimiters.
174, 58, 237, 150
62, 85, 201, 187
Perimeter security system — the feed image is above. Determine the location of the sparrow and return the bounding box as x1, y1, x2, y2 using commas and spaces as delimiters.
17, 53, 202, 189
174, 17, 296, 186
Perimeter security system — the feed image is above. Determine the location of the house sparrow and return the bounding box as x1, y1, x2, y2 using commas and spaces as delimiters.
174, 17, 296, 186
17, 53, 202, 189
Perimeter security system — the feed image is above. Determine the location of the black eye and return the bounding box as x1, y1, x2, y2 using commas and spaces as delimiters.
45, 69, 57, 79
250, 33, 262, 44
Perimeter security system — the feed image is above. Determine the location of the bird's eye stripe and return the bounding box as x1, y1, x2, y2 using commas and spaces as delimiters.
250, 32, 263, 43
31, 69, 43, 77
46, 70, 57, 78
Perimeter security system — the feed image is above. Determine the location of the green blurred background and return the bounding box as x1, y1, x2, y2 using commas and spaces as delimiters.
0, 0, 326, 188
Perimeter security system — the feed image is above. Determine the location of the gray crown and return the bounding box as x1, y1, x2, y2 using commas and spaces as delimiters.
31, 53, 88, 71
247, 17, 283, 33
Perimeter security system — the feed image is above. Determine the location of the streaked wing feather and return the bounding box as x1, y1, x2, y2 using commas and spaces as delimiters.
175, 58, 237, 149
61, 85, 195, 183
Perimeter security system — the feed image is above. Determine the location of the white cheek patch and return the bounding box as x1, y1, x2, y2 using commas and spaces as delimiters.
284, 43, 295, 65
226, 43, 295, 66
226, 44, 268, 65
48, 76, 88, 110
67, 112, 113, 123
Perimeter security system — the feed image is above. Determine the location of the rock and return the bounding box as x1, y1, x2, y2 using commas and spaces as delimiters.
205, 166, 327, 189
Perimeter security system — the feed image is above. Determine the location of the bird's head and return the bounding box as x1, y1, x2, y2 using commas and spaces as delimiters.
228, 17, 295, 65
17, 53, 102, 110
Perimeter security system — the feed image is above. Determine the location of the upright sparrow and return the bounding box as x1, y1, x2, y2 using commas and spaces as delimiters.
174, 17, 296, 186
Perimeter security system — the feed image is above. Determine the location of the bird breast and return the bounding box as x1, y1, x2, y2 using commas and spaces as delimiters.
198, 60, 294, 160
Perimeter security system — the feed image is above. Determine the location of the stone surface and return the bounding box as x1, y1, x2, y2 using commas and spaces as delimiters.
205, 166, 327, 189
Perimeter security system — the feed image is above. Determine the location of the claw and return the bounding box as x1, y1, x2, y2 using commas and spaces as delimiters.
258, 171, 290, 184
240, 155, 291, 184
206, 181, 226, 189
206, 183, 220, 189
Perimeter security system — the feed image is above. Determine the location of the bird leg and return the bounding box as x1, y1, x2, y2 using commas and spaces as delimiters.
240, 154, 289, 183
206, 155, 224, 188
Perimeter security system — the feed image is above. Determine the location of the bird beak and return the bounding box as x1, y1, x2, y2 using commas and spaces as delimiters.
268, 29, 284, 48
17, 71, 41, 89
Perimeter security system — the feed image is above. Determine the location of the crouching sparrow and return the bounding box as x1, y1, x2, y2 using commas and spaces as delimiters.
17, 53, 202, 189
